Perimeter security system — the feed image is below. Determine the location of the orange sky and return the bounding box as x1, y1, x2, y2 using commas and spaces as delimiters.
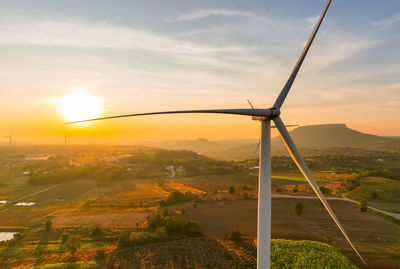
1, 1, 399, 145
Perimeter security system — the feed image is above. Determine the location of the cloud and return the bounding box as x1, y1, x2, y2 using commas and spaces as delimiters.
372, 13, 400, 26
304, 37, 379, 71
0, 17, 248, 55
169, 9, 263, 22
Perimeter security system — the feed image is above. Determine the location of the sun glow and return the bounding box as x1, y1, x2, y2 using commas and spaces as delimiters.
52, 92, 103, 122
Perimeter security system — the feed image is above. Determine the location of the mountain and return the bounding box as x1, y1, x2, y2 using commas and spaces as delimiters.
142, 124, 396, 160
272, 123, 385, 148
146, 138, 257, 158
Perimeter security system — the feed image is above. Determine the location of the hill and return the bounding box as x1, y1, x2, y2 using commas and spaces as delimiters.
142, 124, 396, 160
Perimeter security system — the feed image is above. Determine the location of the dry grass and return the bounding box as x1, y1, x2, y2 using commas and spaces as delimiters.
165, 182, 205, 194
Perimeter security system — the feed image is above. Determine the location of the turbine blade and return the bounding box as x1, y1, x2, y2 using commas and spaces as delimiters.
66, 108, 274, 124
253, 141, 260, 157
273, 116, 366, 264
273, 0, 332, 109
247, 99, 255, 109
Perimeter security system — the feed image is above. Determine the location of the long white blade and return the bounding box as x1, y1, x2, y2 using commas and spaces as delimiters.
273, 0, 332, 109
66, 108, 274, 124
273, 116, 366, 264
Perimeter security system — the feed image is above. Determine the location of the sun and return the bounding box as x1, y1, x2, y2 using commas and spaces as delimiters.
52, 92, 103, 122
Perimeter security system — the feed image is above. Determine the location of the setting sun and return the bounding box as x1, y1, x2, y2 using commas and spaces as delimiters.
52, 92, 103, 122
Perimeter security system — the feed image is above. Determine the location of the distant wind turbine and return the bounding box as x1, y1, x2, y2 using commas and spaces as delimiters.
4, 134, 12, 146
68, 0, 365, 267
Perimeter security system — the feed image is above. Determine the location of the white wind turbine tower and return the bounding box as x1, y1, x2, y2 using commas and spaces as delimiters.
4, 133, 12, 146
69, 0, 365, 267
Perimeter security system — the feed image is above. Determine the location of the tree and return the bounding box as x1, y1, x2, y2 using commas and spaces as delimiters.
118, 231, 131, 248
91, 226, 103, 239
228, 186, 235, 194
45, 219, 52, 231
95, 249, 106, 262
65, 235, 81, 252
183, 220, 202, 237
370, 192, 379, 199
228, 229, 242, 241
359, 199, 368, 212
60, 233, 70, 244
293, 203, 303, 216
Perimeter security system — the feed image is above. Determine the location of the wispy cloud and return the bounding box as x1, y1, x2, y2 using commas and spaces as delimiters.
0, 17, 248, 55
372, 13, 400, 26
169, 9, 263, 22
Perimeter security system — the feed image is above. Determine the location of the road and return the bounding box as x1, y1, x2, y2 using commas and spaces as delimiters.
0, 183, 64, 209
272, 194, 400, 221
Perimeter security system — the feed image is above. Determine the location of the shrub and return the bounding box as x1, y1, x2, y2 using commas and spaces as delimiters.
271, 239, 357, 268
130, 227, 167, 245
183, 220, 202, 237
61, 233, 70, 244
118, 231, 131, 248
319, 186, 331, 194
293, 203, 303, 216
91, 227, 103, 239
370, 192, 379, 199
95, 249, 106, 262
243, 192, 249, 200
159, 190, 199, 207
45, 219, 53, 231
65, 235, 81, 252
228, 229, 242, 241
359, 199, 367, 212
228, 187, 235, 194
165, 215, 186, 235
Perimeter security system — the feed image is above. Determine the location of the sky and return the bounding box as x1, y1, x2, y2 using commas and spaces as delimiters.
0, 0, 399, 144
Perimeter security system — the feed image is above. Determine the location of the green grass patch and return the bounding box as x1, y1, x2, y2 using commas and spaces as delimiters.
346, 177, 400, 210
26, 261, 96, 269
271, 239, 357, 269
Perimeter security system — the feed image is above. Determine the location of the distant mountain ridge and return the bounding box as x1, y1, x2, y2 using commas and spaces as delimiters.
144, 124, 398, 160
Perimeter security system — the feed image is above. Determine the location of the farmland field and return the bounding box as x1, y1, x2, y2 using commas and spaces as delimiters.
183, 198, 400, 269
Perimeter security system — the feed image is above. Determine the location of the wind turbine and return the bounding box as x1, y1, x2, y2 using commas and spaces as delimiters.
4, 134, 12, 146
69, 0, 365, 267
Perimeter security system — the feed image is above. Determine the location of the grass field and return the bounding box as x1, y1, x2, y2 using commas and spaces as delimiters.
183, 198, 400, 269
164, 181, 205, 194
346, 177, 400, 213
177, 175, 250, 192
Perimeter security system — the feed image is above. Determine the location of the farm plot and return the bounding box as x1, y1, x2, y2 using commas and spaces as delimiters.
184, 198, 400, 269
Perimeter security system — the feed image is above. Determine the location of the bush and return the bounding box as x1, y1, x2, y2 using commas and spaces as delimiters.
45, 219, 53, 231
370, 192, 379, 199
271, 239, 357, 268
293, 203, 303, 216
95, 249, 106, 262
118, 231, 131, 248
319, 186, 331, 194
183, 220, 202, 237
165, 215, 186, 235
65, 235, 81, 252
359, 199, 368, 212
61, 233, 70, 244
130, 227, 167, 245
228, 187, 235, 194
228, 229, 242, 241
159, 190, 199, 207
91, 227, 103, 239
